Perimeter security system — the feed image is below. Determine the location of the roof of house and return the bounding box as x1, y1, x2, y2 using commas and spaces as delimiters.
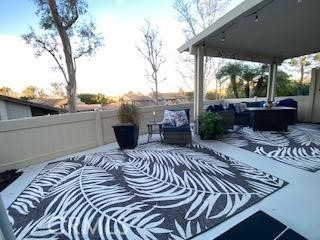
30, 98, 68, 108
76, 104, 102, 112
157, 93, 189, 101
123, 92, 154, 102
0, 95, 62, 112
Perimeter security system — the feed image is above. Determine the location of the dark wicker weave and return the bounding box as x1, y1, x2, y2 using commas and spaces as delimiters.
163, 131, 192, 144
162, 109, 192, 144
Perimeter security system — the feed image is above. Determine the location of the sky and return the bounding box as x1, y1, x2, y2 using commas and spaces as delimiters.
0, 0, 243, 96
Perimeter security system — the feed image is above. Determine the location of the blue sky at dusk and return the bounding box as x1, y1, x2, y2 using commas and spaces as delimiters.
0, 0, 174, 35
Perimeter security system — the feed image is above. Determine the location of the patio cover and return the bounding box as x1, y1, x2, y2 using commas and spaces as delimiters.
178, 0, 320, 123
179, 0, 320, 63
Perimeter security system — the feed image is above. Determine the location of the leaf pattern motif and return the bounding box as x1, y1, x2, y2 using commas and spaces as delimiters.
221, 124, 320, 172
8, 142, 286, 240
238, 127, 289, 147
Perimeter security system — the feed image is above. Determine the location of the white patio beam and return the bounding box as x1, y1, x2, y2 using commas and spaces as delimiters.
270, 64, 278, 102
194, 46, 204, 133
266, 63, 278, 103
193, 54, 198, 124
190, 45, 283, 65
0, 194, 15, 240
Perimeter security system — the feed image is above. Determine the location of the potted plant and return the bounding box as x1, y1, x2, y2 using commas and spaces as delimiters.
112, 103, 141, 149
198, 112, 224, 140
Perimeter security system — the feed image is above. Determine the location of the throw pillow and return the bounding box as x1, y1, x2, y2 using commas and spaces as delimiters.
228, 104, 236, 113
174, 110, 189, 127
163, 110, 176, 126
234, 103, 241, 113
239, 102, 247, 112
214, 104, 224, 112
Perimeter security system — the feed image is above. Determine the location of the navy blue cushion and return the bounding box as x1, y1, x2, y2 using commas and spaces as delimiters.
162, 125, 190, 133
214, 104, 224, 112
259, 101, 265, 107
228, 104, 236, 113
206, 105, 215, 112
244, 102, 260, 108
277, 98, 297, 108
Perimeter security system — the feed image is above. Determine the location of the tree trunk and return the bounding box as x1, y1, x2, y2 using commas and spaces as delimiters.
66, 83, 77, 113
155, 80, 159, 105
254, 76, 263, 97
245, 80, 250, 98
48, 0, 77, 113
231, 75, 239, 98
300, 64, 304, 85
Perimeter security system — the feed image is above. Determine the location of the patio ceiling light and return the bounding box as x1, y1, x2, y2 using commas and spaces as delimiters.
221, 32, 226, 42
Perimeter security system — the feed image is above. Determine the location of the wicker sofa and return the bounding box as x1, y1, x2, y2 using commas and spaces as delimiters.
206, 105, 234, 129
206, 98, 298, 127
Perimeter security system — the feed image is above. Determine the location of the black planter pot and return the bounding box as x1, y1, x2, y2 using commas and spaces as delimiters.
112, 123, 139, 149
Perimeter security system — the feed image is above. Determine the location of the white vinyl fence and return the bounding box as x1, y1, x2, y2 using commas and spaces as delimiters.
0, 96, 311, 171
0, 103, 192, 171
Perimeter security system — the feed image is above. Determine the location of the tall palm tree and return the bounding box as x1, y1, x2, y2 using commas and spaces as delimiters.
253, 64, 268, 97
216, 63, 243, 98
241, 65, 259, 98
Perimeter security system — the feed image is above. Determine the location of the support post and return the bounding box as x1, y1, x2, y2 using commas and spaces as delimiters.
270, 64, 278, 102
194, 46, 204, 133
95, 110, 104, 146
0, 194, 15, 240
309, 68, 320, 122
266, 63, 278, 103
193, 54, 198, 123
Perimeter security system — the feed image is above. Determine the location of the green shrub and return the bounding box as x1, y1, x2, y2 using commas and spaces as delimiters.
198, 112, 224, 140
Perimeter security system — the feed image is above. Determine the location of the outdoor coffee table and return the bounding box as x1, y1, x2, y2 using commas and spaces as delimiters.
247, 107, 296, 131
147, 121, 163, 142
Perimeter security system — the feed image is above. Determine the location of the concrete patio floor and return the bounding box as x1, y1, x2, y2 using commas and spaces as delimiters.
2, 134, 320, 240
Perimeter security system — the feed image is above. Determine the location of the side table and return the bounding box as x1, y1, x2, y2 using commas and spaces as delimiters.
147, 121, 163, 142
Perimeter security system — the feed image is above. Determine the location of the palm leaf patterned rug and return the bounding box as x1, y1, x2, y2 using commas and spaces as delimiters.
222, 123, 320, 172
8, 142, 286, 240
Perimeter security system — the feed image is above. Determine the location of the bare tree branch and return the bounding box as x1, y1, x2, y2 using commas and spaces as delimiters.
137, 19, 166, 105
22, 0, 103, 112
173, 0, 230, 95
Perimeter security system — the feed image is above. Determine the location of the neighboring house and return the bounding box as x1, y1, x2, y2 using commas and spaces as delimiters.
30, 98, 68, 109
0, 95, 61, 121
31, 98, 101, 112
32, 97, 117, 112
123, 92, 155, 106
154, 93, 190, 105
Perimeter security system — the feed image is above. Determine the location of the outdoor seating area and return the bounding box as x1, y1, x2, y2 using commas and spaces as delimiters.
1, 0, 320, 239
205, 98, 298, 129
2, 126, 320, 239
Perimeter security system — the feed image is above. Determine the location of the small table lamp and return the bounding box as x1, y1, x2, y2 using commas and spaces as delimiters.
152, 111, 156, 123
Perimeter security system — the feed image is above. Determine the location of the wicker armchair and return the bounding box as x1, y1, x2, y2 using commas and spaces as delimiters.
162, 109, 192, 144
